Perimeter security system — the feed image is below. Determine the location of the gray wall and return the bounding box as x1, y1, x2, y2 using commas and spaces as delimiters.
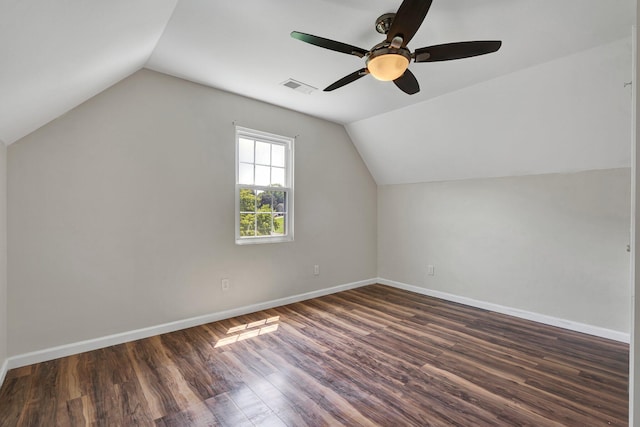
378, 168, 631, 332
632, 7, 639, 425
0, 141, 6, 372
7, 69, 377, 356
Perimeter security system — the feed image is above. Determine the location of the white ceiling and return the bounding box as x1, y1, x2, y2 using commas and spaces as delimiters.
0, 0, 178, 145
1, 0, 636, 181
147, 0, 635, 126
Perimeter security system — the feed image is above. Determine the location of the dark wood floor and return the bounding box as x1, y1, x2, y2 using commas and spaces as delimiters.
0, 284, 629, 426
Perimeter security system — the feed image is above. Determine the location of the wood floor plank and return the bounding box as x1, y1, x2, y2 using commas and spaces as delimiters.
227, 385, 284, 426
202, 392, 254, 427
153, 400, 220, 427
0, 378, 30, 426
62, 397, 88, 427
0, 284, 629, 426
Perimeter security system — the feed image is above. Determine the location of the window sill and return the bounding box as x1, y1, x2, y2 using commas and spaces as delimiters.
235, 235, 294, 245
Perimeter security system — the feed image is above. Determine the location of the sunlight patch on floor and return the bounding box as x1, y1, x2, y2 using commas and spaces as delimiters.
215, 316, 280, 348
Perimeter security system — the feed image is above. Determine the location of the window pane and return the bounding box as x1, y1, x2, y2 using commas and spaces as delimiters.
239, 188, 256, 212
272, 144, 285, 167
239, 138, 254, 163
257, 191, 274, 212
274, 191, 286, 214
255, 165, 270, 186
256, 191, 271, 213
271, 167, 285, 187
240, 213, 256, 237
239, 163, 254, 185
255, 141, 271, 165
256, 213, 272, 236
273, 214, 285, 235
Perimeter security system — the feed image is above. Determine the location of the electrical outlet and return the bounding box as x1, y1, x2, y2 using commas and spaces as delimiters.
313, 265, 320, 276
221, 278, 230, 291
427, 265, 435, 276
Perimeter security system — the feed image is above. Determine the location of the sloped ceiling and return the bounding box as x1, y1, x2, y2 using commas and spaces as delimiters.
348, 38, 633, 185
0, 0, 178, 145
147, 0, 634, 126
1, 0, 635, 182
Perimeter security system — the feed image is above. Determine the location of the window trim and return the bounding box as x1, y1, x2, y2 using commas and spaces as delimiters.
235, 126, 294, 245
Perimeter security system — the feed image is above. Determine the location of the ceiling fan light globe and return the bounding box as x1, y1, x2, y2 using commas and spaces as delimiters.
367, 53, 410, 81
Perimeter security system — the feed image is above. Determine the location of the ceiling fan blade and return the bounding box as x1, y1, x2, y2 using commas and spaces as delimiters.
386, 0, 433, 47
414, 41, 502, 63
291, 31, 368, 58
324, 69, 369, 92
393, 69, 420, 95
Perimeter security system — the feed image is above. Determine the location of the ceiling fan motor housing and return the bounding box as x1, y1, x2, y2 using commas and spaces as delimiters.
375, 13, 395, 34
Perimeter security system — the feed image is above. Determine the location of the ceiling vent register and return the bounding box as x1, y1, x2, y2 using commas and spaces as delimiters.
281, 78, 317, 94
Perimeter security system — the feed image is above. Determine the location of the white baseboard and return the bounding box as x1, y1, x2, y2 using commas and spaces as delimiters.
378, 278, 630, 343
6, 278, 376, 371
0, 358, 7, 388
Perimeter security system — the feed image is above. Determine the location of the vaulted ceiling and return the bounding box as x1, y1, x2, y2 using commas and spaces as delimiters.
1, 0, 635, 183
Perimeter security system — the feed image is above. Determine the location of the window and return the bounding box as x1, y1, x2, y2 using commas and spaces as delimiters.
235, 126, 294, 244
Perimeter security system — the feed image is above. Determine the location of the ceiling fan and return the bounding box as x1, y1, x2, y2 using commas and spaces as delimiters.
291, 0, 502, 95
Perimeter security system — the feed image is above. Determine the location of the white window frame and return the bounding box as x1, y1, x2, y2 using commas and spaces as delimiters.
235, 126, 294, 245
